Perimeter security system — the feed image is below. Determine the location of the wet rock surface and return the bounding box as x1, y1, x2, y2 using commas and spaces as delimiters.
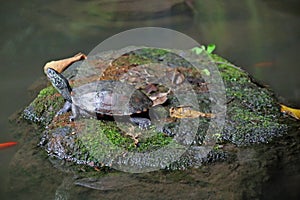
22, 46, 290, 170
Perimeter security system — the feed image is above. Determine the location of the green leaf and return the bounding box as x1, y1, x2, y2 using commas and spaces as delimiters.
202, 69, 211, 76
192, 44, 216, 55
206, 44, 216, 54
192, 46, 205, 54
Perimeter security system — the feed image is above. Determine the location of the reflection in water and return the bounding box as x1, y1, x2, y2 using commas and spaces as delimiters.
0, 0, 299, 199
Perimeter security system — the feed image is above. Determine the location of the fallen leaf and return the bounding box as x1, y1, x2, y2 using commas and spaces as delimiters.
166, 68, 185, 85
280, 104, 300, 120
169, 106, 215, 119
43, 52, 87, 74
0, 141, 17, 150
149, 90, 170, 106
124, 125, 142, 145
144, 84, 158, 94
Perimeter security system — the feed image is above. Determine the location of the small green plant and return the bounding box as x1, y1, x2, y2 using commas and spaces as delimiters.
191, 44, 216, 76
192, 44, 216, 55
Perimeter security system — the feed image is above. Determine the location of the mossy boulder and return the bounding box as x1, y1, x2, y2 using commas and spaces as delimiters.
23, 46, 289, 170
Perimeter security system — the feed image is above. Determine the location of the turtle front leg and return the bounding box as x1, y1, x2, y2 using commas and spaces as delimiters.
56, 101, 72, 116
130, 117, 151, 129
70, 103, 80, 121
130, 117, 174, 136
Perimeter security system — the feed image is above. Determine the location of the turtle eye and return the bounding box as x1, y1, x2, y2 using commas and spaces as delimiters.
47, 68, 57, 78
47, 68, 53, 76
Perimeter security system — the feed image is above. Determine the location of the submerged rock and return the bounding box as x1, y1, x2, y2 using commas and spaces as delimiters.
23, 46, 289, 170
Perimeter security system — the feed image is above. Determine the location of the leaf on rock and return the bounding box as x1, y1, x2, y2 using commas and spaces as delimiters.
149, 91, 170, 106
144, 84, 158, 94
43, 52, 87, 74
280, 104, 300, 120
169, 106, 215, 119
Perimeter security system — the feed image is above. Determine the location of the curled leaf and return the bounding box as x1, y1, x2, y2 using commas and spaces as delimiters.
149, 90, 170, 106
280, 104, 300, 120
43, 52, 87, 74
166, 69, 185, 85
144, 84, 158, 94
169, 106, 215, 119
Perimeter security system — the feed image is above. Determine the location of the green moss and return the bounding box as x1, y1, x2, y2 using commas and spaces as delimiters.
222, 104, 286, 145
23, 85, 65, 125
112, 53, 152, 67
77, 119, 173, 163
37, 86, 57, 98
231, 105, 269, 122
126, 54, 152, 65
100, 121, 134, 149
227, 87, 278, 114
133, 48, 193, 67
135, 48, 170, 59
35, 86, 65, 116
211, 54, 250, 84
134, 131, 173, 152
208, 53, 286, 145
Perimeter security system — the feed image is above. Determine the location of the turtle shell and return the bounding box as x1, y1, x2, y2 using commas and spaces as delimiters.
71, 80, 152, 116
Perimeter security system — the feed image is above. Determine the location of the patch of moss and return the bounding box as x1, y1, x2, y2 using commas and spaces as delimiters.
100, 121, 135, 149
223, 104, 287, 146
208, 54, 287, 145
132, 48, 194, 68
135, 132, 173, 152
23, 85, 65, 125
37, 86, 64, 111
36, 86, 64, 116
126, 54, 152, 66
226, 86, 279, 115
133, 48, 170, 60
77, 119, 173, 163
211, 54, 250, 84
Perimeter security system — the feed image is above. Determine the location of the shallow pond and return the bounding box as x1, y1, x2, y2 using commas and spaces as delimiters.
0, 0, 299, 199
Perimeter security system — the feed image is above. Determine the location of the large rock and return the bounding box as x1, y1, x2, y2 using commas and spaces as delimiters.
22, 46, 288, 170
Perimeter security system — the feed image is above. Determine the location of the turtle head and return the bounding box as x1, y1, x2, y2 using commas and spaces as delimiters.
46, 68, 72, 103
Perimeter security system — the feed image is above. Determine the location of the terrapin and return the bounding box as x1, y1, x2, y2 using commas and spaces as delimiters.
46, 68, 153, 128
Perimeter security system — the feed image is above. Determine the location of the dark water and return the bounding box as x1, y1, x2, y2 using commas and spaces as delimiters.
0, 0, 299, 199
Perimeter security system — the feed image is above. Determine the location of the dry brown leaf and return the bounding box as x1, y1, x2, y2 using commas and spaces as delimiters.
43, 52, 87, 74
149, 90, 170, 106
166, 68, 185, 85
144, 84, 158, 94
170, 106, 215, 119
280, 104, 300, 120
